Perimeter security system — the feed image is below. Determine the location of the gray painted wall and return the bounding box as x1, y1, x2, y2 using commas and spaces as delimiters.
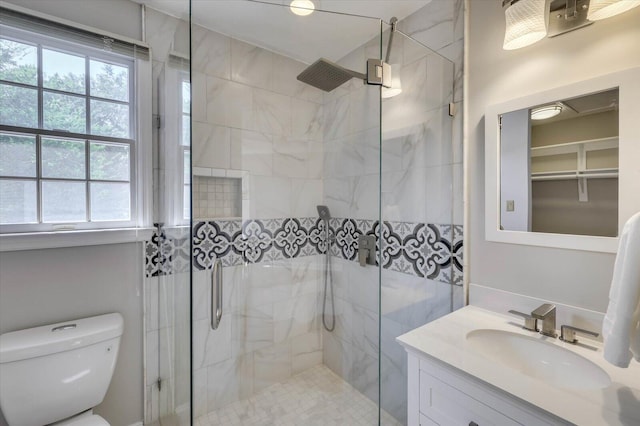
467, 2, 640, 312
0, 243, 144, 426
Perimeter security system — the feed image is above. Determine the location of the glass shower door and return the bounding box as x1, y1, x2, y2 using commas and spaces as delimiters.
379, 29, 457, 425
142, 3, 192, 424
189, 1, 384, 424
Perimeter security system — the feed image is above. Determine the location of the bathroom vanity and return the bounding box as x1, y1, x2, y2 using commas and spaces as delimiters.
397, 306, 640, 426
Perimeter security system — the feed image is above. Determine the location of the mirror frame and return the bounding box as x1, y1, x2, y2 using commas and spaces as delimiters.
485, 67, 640, 253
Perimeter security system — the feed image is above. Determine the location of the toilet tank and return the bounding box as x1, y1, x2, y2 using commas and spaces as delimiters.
0, 313, 123, 426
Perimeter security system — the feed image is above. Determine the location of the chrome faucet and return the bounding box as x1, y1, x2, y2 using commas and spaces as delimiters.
531, 303, 557, 338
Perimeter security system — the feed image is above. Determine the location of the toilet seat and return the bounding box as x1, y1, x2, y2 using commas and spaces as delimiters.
52, 414, 109, 426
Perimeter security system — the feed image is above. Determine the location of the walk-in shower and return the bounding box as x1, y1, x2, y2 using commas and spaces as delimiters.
142, 0, 461, 424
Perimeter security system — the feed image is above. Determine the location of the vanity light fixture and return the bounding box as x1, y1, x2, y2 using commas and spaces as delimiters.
503, 0, 640, 50
503, 0, 548, 50
290, 0, 315, 16
587, 0, 640, 21
531, 103, 563, 120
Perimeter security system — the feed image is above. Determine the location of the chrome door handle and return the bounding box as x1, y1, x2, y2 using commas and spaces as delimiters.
211, 259, 223, 330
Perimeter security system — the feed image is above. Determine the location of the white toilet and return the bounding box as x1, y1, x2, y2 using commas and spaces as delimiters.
0, 313, 124, 426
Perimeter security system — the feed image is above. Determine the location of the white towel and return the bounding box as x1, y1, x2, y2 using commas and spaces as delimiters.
603, 211, 640, 368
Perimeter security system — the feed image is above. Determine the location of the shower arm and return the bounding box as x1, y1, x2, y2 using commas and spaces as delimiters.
344, 68, 367, 81
385, 17, 398, 64
296, 17, 397, 92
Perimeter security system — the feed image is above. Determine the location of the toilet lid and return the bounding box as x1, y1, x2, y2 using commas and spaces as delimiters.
54, 415, 110, 426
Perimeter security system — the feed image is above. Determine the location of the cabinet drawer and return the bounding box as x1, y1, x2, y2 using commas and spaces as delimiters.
420, 370, 522, 426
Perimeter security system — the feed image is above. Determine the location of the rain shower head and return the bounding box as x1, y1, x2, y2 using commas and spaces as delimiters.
297, 18, 398, 93
297, 58, 366, 92
317, 205, 331, 221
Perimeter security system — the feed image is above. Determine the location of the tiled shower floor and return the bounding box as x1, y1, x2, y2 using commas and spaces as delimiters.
195, 364, 402, 426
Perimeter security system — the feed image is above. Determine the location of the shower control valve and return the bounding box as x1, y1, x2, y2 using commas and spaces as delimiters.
357, 235, 377, 267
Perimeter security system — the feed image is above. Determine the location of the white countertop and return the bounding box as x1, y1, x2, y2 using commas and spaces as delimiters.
396, 305, 640, 426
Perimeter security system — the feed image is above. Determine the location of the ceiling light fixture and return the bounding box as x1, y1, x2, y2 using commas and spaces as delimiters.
503, 0, 548, 50
587, 0, 640, 21
290, 0, 315, 16
531, 103, 563, 120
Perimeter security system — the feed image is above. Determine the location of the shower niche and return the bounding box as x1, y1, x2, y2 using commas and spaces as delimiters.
192, 169, 248, 219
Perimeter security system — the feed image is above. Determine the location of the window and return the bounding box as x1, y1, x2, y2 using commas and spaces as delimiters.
0, 26, 137, 232
180, 77, 191, 222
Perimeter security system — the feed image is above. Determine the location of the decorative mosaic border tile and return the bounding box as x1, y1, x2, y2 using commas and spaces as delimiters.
144, 227, 191, 277
144, 218, 463, 284
328, 219, 462, 284
452, 225, 464, 286
192, 217, 326, 269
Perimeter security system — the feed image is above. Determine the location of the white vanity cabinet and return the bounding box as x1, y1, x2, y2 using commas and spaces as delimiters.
398, 306, 640, 426
407, 351, 570, 426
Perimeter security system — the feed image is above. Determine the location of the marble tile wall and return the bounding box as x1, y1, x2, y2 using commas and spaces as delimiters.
190, 24, 324, 221
190, 255, 324, 418
398, 0, 465, 227
320, 2, 465, 423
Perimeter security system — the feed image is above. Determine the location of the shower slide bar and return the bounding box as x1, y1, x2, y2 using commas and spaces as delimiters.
211, 259, 223, 330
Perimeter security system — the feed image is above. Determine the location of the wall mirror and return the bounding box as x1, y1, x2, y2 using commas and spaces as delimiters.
485, 68, 640, 253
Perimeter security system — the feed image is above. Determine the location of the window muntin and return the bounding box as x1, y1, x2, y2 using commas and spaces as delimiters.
0, 28, 136, 231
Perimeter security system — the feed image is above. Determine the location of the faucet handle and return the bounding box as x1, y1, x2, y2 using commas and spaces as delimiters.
508, 310, 538, 332
560, 325, 599, 344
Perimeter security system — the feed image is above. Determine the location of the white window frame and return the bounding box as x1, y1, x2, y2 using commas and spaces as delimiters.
180, 74, 191, 224
161, 54, 190, 228
1, 28, 133, 232
0, 2, 154, 248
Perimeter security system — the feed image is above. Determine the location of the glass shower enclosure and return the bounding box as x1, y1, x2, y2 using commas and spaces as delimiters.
189, 2, 385, 424
148, 1, 456, 424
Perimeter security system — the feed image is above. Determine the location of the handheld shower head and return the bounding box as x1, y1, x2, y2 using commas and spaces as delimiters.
317, 205, 331, 221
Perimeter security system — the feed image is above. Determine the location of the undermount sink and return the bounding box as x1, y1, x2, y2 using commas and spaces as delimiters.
466, 329, 611, 390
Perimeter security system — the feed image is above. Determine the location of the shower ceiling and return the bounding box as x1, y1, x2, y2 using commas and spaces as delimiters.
134, 0, 432, 63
